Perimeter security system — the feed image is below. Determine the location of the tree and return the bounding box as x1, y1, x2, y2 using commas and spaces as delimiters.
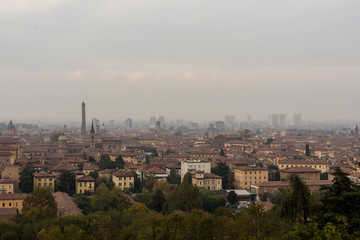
319, 167, 360, 230
95, 176, 114, 190
199, 188, 226, 212
227, 191, 238, 205
22, 188, 57, 221
90, 184, 131, 212
55, 171, 75, 196
149, 190, 166, 212
114, 155, 125, 169
305, 144, 310, 156
212, 162, 230, 189
168, 168, 181, 185
89, 171, 99, 181
131, 170, 142, 193
19, 168, 34, 194
279, 174, 311, 224
98, 154, 112, 170
182, 172, 192, 184
170, 181, 202, 212
220, 148, 225, 156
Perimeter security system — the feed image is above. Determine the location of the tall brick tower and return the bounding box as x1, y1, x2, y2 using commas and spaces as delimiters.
81, 101, 86, 136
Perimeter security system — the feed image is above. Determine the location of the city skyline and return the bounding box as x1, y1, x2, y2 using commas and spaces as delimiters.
1, 1, 360, 121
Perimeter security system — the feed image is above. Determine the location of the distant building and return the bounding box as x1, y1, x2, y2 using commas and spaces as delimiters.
125, 118, 132, 129
81, 102, 86, 136
267, 114, 278, 128
76, 176, 95, 194
234, 166, 268, 190
225, 115, 235, 129
0, 193, 28, 212
192, 171, 222, 190
159, 116, 165, 128
279, 114, 286, 128
33, 172, 56, 192
294, 113, 302, 127
280, 167, 320, 181
112, 170, 134, 190
181, 160, 211, 181
150, 116, 156, 128
5, 121, 16, 136
215, 121, 225, 131
247, 115, 252, 124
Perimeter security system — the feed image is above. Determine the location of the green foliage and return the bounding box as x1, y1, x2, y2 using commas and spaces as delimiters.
170, 181, 201, 212
143, 174, 156, 191
74, 195, 92, 215
98, 154, 112, 170
115, 155, 125, 169
168, 168, 181, 185
279, 174, 311, 224
211, 162, 230, 189
199, 188, 226, 213
90, 184, 131, 212
149, 190, 166, 212
89, 170, 99, 181
182, 172, 192, 184
55, 171, 76, 196
95, 176, 114, 190
22, 188, 57, 221
19, 168, 34, 194
319, 167, 360, 231
227, 190, 238, 205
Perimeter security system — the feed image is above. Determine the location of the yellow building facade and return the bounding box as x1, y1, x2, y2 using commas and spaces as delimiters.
278, 160, 330, 173
112, 170, 134, 190
33, 173, 56, 192
0, 193, 27, 212
234, 167, 268, 190
76, 176, 95, 194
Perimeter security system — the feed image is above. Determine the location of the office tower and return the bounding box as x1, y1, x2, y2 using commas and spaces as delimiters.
267, 114, 279, 128
279, 114, 286, 128
225, 115, 235, 129
92, 118, 99, 127
215, 121, 225, 131
159, 116, 165, 128
247, 115, 252, 123
150, 116, 156, 128
81, 101, 86, 136
294, 113, 302, 127
125, 118, 132, 129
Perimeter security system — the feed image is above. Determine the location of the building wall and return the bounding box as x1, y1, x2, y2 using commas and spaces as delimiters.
234, 169, 268, 189
278, 163, 329, 173
33, 177, 55, 192
181, 160, 211, 180
0, 199, 25, 211
0, 183, 14, 194
76, 181, 94, 194
112, 176, 134, 190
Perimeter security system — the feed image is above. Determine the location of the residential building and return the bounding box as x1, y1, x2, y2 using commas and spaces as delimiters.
76, 176, 95, 194
280, 167, 320, 181
112, 170, 134, 190
234, 166, 268, 189
181, 160, 211, 181
192, 171, 222, 190
0, 179, 15, 194
33, 172, 56, 192
0, 193, 27, 212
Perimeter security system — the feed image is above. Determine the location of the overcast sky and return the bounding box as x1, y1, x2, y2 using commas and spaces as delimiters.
1, 0, 359, 122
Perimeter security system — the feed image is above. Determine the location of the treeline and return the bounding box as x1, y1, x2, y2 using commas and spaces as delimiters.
1, 167, 360, 239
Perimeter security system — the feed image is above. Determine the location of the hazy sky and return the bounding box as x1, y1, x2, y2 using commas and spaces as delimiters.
1, 0, 360, 122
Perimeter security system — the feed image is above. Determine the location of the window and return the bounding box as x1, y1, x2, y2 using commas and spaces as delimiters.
80, 183, 82, 187
49, 178, 52, 181
2, 203, 4, 207
80, 189, 82, 193
89, 183, 92, 188
49, 183, 52, 186
9, 203, 11, 207
124, 182, 126, 186
38, 183, 41, 187
44, 183, 47, 187
119, 183, 122, 186
16, 202, 18, 206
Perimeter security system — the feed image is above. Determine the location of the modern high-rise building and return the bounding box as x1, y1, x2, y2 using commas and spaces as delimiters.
267, 114, 279, 128
279, 114, 286, 128
294, 114, 302, 127
225, 115, 235, 129
247, 115, 252, 123
150, 116, 156, 128
125, 118, 132, 129
159, 116, 165, 128
81, 101, 86, 136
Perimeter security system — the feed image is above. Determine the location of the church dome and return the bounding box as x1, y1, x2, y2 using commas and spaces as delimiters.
6, 120, 15, 130
58, 133, 68, 141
